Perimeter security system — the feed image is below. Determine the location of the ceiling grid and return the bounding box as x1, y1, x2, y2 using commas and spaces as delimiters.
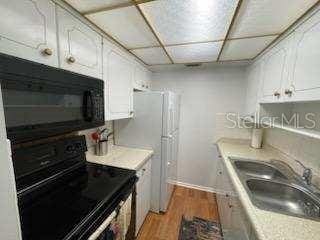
64, 0, 320, 66
217, 0, 243, 61
132, 1, 174, 64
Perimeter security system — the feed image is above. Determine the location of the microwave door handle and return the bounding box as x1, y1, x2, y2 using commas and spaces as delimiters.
83, 91, 94, 122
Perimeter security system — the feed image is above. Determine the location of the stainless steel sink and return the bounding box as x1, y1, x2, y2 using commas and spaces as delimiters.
246, 179, 320, 219
234, 160, 288, 180
230, 157, 320, 221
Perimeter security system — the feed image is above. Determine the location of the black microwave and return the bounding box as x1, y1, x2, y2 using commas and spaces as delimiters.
0, 54, 105, 144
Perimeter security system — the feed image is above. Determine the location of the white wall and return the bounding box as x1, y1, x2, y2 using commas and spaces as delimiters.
151, 66, 250, 190
0, 86, 21, 240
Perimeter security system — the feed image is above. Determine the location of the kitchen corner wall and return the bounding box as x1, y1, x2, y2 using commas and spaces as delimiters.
264, 128, 320, 185
78, 121, 114, 149
151, 66, 250, 191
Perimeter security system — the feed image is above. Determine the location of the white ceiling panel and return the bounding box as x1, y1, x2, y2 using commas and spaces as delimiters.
139, 0, 239, 45
229, 0, 318, 38
166, 42, 223, 63
220, 35, 278, 60
131, 47, 171, 65
87, 6, 159, 49
65, 0, 131, 13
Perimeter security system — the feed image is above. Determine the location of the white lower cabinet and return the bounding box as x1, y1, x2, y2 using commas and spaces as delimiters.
136, 158, 152, 235
216, 156, 251, 240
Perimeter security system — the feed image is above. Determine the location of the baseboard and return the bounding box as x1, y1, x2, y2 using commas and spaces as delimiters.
174, 181, 217, 193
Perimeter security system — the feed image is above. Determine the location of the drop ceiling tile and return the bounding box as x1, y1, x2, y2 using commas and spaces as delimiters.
139, 0, 239, 45
87, 6, 159, 49
220, 35, 278, 61
131, 47, 171, 65
65, 0, 131, 13
166, 42, 223, 63
230, 0, 318, 38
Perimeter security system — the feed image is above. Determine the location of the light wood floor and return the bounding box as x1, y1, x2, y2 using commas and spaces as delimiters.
136, 186, 220, 240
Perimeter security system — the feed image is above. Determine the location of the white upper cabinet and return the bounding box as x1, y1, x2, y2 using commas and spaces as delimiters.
287, 13, 320, 102
57, 6, 102, 79
0, 0, 58, 67
260, 36, 293, 103
134, 65, 151, 91
245, 61, 262, 116
103, 40, 133, 120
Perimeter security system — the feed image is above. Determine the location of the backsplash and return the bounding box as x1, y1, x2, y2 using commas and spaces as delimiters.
214, 113, 252, 143
78, 121, 114, 149
264, 127, 320, 187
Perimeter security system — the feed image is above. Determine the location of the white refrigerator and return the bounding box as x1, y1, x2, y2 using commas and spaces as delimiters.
115, 91, 180, 213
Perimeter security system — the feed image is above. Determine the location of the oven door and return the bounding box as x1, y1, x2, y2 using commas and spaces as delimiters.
1, 80, 104, 143
88, 194, 133, 240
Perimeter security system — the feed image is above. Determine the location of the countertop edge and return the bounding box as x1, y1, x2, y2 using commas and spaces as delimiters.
215, 139, 271, 240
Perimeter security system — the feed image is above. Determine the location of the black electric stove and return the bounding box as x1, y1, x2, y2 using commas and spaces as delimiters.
12, 135, 137, 240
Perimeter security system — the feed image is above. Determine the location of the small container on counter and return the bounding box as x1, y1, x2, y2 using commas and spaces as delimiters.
95, 140, 108, 156
251, 127, 263, 149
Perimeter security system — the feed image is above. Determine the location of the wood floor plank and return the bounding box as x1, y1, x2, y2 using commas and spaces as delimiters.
136, 186, 220, 240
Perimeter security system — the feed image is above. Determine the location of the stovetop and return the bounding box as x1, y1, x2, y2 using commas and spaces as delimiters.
18, 161, 136, 240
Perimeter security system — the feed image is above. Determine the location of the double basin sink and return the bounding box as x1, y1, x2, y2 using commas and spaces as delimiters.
230, 158, 320, 221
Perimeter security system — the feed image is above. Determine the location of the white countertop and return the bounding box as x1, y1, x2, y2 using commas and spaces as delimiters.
86, 145, 153, 171
216, 138, 320, 240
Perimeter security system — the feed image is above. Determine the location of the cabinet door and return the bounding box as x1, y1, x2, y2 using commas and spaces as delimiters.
288, 13, 320, 101
141, 160, 151, 223
229, 197, 250, 240
133, 65, 145, 90
260, 36, 293, 103
215, 156, 235, 195
0, 0, 58, 67
216, 194, 232, 235
57, 7, 102, 78
136, 159, 151, 235
245, 61, 262, 116
134, 65, 150, 91
104, 45, 133, 120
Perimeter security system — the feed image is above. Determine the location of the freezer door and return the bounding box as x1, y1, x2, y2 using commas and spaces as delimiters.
160, 136, 174, 212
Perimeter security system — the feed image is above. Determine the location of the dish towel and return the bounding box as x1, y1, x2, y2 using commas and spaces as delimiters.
118, 194, 132, 240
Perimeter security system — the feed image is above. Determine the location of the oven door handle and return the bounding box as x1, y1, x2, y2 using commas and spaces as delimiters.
83, 91, 94, 122
88, 210, 117, 240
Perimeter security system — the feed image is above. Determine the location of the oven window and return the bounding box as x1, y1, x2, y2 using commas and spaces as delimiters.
2, 89, 83, 128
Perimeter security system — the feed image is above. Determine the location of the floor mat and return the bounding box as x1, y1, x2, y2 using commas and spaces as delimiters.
178, 215, 223, 240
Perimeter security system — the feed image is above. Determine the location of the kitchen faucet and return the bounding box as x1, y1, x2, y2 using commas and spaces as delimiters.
295, 160, 312, 185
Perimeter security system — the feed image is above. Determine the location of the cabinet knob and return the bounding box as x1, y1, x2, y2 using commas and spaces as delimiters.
130, 111, 134, 115
42, 48, 53, 56
284, 89, 293, 96
273, 91, 280, 97
142, 84, 145, 87
67, 56, 76, 63
218, 171, 222, 175
142, 168, 146, 172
